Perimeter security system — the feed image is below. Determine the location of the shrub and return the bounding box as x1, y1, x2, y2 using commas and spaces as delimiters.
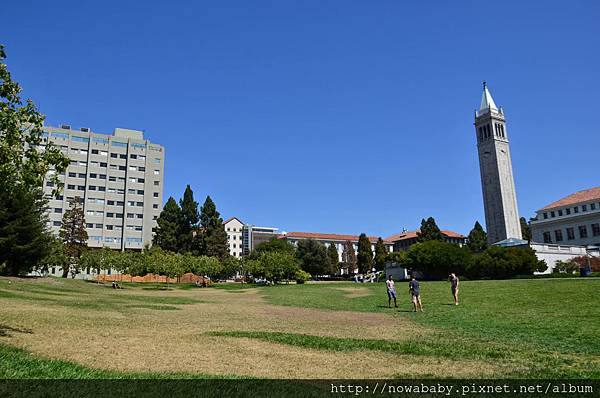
406, 241, 471, 280
468, 246, 547, 279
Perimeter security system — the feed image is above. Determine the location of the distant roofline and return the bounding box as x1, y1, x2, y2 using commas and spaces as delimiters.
538, 187, 600, 211
282, 231, 389, 244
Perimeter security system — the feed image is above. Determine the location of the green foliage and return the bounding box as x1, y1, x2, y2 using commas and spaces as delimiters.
0, 46, 69, 276
58, 197, 88, 277
198, 196, 228, 259
553, 260, 579, 274
386, 250, 408, 265
0, 187, 52, 276
341, 240, 357, 274
247, 251, 300, 283
467, 221, 488, 253
416, 217, 444, 242
153, 197, 182, 253
188, 255, 223, 278
218, 256, 241, 279
252, 237, 296, 257
326, 243, 339, 275
468, 246, 547, 279
373, 237, 387, 271
294, 269, 311, 283
295, 239, 330, 276
406, 240, 471, 280
520, 217, 532, 242
179, 185, 199, 252
78, 247, 115, 275
356, 233, 373, 274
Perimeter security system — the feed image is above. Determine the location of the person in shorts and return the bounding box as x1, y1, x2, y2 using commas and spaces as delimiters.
386, 275, 397, 308
449, 273, 459, 305
408, 275, 423, 312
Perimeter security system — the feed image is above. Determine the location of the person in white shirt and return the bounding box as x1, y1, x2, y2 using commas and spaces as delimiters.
386, 275, 397, 308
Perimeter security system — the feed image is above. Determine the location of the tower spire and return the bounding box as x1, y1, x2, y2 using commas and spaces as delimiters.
479, 81, 498, 113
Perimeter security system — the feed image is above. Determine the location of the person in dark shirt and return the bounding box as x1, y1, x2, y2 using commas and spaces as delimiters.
408, 275, 423, 312
449, 273, 460, 305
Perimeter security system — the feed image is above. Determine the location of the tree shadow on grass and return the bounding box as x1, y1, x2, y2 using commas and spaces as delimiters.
0, 324, 33, 338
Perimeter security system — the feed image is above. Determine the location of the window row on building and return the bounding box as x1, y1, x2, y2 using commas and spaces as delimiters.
542, 202, 599, 220
542, 223, 600, 243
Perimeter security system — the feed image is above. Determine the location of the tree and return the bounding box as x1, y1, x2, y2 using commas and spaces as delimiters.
80, 247, 116, 276
416, 217, 444, 242
179, 185, 199, 252
249, 252, 300, 283
341, 240, 357, 274
468, 246, 546, 279
326, 243, 340, 275
153, 197, 182, 252
467, 221, 488, 253
356, 233, 373, 274
252, 237, 296, 257
406, 241, 471, 280
198, 196, 228, 259
520, 217, 532, 242
0, 45, 70, 275
296, 239, 330, 276
374, 238, 388, 272
38, 236, 69, 275
59, 197, 88, 278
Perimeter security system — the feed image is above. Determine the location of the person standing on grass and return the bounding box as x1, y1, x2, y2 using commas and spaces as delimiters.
386, 275, 398, 308
408, 275, 423, 312
449, 273, 460, 305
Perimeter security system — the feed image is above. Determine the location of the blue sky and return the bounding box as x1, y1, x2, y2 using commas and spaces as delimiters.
3, 1, 599, 237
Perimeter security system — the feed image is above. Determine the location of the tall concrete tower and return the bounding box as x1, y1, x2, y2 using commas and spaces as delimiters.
475, 82, 522, 243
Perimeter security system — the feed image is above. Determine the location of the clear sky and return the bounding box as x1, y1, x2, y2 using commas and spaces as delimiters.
3, 1, 599, 238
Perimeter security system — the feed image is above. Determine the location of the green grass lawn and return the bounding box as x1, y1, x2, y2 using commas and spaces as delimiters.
0, 277, 599, 379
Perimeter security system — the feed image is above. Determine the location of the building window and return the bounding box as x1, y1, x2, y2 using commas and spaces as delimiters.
120, 154, 127, 159
153, 204, 158, 209
592, 203, 597, 210
110, 153, 117, 158
579, 226, 588, 239
153, 192, 159, 197
542, 232, 551, 243
558, 210, 563, 217
582, 204, 587, 212
68, 172, 76, 177
592, 224, 600, 237
112, 141, 127, 148
550, 211, 555, 218
554, 230, 563, 242
566, 227, 575, 240
574, 207, 579, 214
566, 208, 571, 215
543, 213, 548, 219
71, 136, 89, 143
54, 208, 62, 213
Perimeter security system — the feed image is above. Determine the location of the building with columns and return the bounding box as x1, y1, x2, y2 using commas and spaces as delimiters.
475, 82, 522, 244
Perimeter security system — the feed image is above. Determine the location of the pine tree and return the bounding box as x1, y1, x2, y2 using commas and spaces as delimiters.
296, 239, 330, 276
374, 237, 388, 271
59, 197, 88, 278
520, 217, 532, 242
199, 196, 228, 259
467, 221, 488, 253
416, 217, 444, 242
327, 243, 340, 275
341, 240, 357, 274
179, 185, 199, 252
356, 233, 373, 274
153, 197, 182, 252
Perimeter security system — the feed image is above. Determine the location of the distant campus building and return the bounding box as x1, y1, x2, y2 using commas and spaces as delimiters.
384, 230, 467, 251
223, 217, 279, 257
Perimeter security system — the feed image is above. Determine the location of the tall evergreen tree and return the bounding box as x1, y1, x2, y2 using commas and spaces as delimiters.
59, 197, 88, 278
179, 185, 199, 252
416, 217, 444, 242
326, 243, 340, 275
295, 239, 329, 276
467, 221, 488, 253
341, 240, 357, 274
153, 197, 182, 252
374, 237, 388, 271
356, 233, 373, 274
0, 45, 70, 275
520, 217, 532, 242
199, 196, 228, 259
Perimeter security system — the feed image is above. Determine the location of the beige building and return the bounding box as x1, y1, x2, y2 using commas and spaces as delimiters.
223, 217, 244, 257
42, 125, 164, 252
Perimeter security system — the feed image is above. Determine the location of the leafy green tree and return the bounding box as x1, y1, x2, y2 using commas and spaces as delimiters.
153, 197, 182, 252
386, 251, 408, 265
296, 239, 330, 276
252, 237, 296, 257
416, 217, 444, 242
356, 233, 373, 274
0, 45, 70, 276
59, 197, 88, 278
374, 237, 388, 271
38, 236, 69, 275
326, 243, 340, 275
341, 240, 357, 274
219, 256, 241, 280
250, 252, 300, 283
198, 196, 228, 259
406, 241, 471, 280
179, 185, 199, 252
189, 255, 223, 278
468, 246, 547, 279
79, 247, 116, 276
467, 221, 488, 253
520, 217, 532, 242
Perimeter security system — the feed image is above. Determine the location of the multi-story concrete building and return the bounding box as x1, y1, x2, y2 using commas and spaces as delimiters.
242, 225, 280, 255
475, 82, 522, 243
42, 125, 164, 252
530, 187, 600, 248
223, 217, 244, 257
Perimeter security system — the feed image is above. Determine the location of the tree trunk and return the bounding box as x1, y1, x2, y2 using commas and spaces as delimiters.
62, 265, 70, 278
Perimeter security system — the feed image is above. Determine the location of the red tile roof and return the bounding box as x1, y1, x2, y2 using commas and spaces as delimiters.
282, 232, 389, 244
385, 230, 466, 242
539, 187, 600, 211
